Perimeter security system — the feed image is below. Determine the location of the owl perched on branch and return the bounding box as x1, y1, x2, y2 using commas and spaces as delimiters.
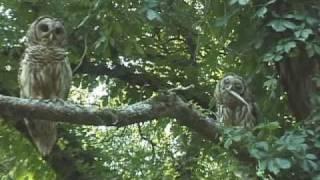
214, 74, 258, 128
18, 16, 72, 155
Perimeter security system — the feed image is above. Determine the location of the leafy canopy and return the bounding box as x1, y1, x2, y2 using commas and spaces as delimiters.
0, 0, 320, 179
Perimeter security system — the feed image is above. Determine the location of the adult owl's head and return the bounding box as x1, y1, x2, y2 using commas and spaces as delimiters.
214, 73, 251, 108
220, 74, 245, 95
26, 16, 66, 47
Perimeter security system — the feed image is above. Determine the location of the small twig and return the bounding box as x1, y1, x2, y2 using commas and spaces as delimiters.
72, 35, 88, 74
168, 84, 195, 93
137, 124, 156, 161
226, 88, 252, 113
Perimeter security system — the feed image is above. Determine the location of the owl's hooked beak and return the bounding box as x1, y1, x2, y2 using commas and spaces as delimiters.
42, 31, 54, 43
49, 33, 54, 41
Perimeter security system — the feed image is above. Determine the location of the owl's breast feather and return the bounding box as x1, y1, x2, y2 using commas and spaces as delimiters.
25, 45, 66, 63
19, 45, 70, 99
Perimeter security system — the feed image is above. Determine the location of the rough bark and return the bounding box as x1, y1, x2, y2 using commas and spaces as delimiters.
0, 92, 218, 140
278, 58, 319, 120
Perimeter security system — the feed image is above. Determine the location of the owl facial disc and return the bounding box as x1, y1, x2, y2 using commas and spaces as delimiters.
27, 16, 66, 46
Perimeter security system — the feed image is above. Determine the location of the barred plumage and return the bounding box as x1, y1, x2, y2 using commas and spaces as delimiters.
18, 16, 72, 156
214, 74, 258, 128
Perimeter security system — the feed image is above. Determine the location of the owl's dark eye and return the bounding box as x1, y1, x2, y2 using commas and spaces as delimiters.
55, 27, 64, 35
235, 83, 243, 89
39, 24, 49, 32
224, 79, 230, 84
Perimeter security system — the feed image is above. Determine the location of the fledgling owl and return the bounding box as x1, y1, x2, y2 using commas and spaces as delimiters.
18, 16, 72, 155
214, 74, 258, 128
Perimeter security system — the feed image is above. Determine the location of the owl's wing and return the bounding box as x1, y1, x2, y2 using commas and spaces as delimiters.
18, 52, 29, 98
213, 80, 223, 104
243, 87, 261, 124
251, 102, 261, 124
62, 57, 72, 100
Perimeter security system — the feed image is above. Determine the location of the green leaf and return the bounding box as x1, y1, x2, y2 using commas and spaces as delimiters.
306, 16, 318, 25
283, 20, 297, 30
292, 136, 305, 144
256, 121, 281, 131
224, 139, 233, 149
255, 141, 269, 151
258, 160, 267, 171
267, 19, 286, 32
284, 41, 296, 53
275, 158, 291, 169
264, 78, 277, 90
295, 29, 313, 41
306, 154, 317, 160
285, 14, 305, 21
250, 142, 269, 159
268, 160, 280, 174
303, 160, 318, 172
250, 148, 263, 159
267, 19, 296, 32
263, 53, 274, 62
308, 160, 318, 171
274, 54, 283, 62
145, 0, 159, 8
146, 9, 161, 21
314, 44, 320, 55
238, 0, 250, 5
256, 7, 267, 18
229, 0, 238, 5
232, 135, 242, 142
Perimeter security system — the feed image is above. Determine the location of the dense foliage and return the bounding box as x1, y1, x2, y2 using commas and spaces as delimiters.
0, 0, 319, 179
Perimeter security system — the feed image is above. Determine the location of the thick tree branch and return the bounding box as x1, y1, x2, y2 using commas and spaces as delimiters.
0, 93, 218, 140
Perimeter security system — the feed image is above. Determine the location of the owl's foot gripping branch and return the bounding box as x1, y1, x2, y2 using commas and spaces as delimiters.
0, 91, 219, 141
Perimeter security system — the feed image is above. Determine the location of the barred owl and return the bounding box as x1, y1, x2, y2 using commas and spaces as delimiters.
18, 16, 72, 156
214, 74, 258, 128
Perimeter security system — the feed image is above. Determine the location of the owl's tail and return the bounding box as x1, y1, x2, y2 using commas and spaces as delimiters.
24, 119, 57, 156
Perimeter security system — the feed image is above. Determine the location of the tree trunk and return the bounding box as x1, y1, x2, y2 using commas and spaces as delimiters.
278, 58, 319, 120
